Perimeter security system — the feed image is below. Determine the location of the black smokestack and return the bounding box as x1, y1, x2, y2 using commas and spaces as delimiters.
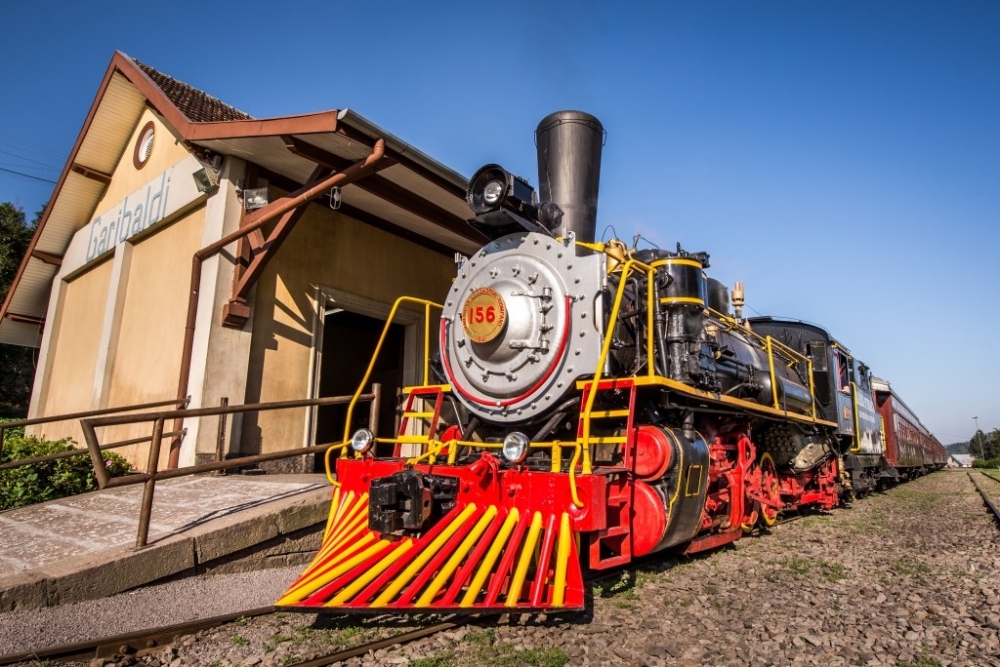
535, 111, 604, 244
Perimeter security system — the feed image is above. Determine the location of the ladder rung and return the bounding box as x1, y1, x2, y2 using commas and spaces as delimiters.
403, 412, 435, 418
587, 409, 631, 419
585, 436, 627, 445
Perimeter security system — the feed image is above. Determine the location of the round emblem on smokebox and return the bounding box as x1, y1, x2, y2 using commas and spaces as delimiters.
461, 287, 507, 343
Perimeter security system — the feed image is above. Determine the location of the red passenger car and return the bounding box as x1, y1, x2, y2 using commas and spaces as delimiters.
873, 377, 947, 477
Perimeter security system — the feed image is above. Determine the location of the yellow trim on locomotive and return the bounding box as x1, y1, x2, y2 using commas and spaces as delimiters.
415, 506, 498, 607
685, 464, 704, 497
649, 257, 704, 269
576, 375, 837, 429
461, 508, 520, 607
371, 503, 479, 607
850, 380, 862, 453
659, 296, 706, 306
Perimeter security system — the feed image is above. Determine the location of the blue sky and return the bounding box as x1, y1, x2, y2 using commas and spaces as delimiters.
1, 1, 997, 444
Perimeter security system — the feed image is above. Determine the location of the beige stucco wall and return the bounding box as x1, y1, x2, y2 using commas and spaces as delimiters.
28, 107, 204, 469
35, 259, 114, 445
242, 204, 455, 454
92, 109, 190, 215
103, 207, 206, 469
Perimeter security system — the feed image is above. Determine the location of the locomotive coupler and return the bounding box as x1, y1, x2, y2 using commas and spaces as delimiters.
368, 469, 458, 537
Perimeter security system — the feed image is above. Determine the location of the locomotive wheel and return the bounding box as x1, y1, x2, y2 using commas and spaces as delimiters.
759, 452, 780, 527
741, 503, 760, 534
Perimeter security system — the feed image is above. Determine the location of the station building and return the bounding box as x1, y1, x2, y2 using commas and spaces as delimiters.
0, 51, 483, 470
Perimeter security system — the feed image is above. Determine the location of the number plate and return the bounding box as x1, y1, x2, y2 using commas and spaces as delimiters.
461, 287, 507, 343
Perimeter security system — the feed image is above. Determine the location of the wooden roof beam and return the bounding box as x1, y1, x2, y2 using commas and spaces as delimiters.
31, 250, 63, 267
282, 136, 482, 243
70, 164, 113, 185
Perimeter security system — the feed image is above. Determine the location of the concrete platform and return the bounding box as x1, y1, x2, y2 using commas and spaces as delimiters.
0, 473, 334, 612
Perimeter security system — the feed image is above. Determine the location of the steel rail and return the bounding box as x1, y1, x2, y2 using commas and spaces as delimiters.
282, 621, 461, 667
0, 606, 276, 665
969, 472, 1000, 528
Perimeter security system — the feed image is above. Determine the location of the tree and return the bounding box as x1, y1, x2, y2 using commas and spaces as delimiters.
0, 202, 41, 418
971, 428, 1000, 462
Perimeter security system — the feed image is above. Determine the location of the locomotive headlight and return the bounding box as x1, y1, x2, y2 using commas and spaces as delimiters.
482, 179, 504, 206
350, 428, 375, 454
466, 164, 536, 218
502, 432, 530, 464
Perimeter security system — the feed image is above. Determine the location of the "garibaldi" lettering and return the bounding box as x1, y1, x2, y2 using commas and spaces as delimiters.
86, 171, 171, 262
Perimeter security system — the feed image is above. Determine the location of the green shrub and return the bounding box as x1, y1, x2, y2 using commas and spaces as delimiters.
971, 458, 1000, 469
1, 425, 132, 510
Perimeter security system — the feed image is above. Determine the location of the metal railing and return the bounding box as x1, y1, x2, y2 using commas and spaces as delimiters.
78, 386, 381, 548
0, 397, 190, 470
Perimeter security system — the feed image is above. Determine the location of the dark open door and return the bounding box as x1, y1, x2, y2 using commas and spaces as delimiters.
315, 309, 404, 460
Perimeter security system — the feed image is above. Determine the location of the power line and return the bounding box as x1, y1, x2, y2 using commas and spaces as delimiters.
0, 166, 57, 184
0, 134, 66, 161
0, 148, 58, 170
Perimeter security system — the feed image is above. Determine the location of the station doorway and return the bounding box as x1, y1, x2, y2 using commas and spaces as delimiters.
314, 308, 404, 460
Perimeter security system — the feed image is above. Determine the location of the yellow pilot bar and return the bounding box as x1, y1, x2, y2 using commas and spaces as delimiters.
461, 508, 520, 607
371, 503, 478, 606
416, 506, 498, 607
552, 513, 572, 607
506, 511, 544, 607
328, 539, 414, 606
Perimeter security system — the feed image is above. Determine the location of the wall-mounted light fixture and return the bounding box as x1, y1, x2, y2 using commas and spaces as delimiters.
242, 186, 269, 210
193, 162, 221, 194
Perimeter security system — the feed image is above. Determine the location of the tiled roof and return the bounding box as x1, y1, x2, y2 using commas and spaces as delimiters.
134, 60, 252, 123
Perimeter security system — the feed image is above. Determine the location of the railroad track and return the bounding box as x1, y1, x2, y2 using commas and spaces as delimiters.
0, 606, 278, 666
969, 471, 1000, 528
0, 605, 462, 667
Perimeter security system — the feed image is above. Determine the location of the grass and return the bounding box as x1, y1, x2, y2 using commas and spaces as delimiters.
462, 628, 496, 645
892, 490, 947, 511
799, 515, 833, 528
891, 558, 932, 576
230, 634, 248, 646
410, 645, 568, 667
410, 654, 455, 667
764, 556, 850, 582
896, 651, 943, 667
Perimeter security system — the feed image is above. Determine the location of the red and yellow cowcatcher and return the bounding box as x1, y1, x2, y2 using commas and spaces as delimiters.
277, 453, 606, 611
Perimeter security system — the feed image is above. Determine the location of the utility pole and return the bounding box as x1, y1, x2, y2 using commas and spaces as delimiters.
973, 415, 985, 459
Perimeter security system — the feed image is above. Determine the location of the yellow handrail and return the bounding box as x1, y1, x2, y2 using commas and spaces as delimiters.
580, 258, 655, 475
706, 306, 818, 418
765, 337, 780, 409
323, 296, 442, 485
340, 296, 443, 444
807, 358, 817, 419
850, 380, 862, 452
401, 435, 584, 507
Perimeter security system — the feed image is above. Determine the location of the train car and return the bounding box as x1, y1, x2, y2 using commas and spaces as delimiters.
277, 112, 939, 615
872, 377, 947, 476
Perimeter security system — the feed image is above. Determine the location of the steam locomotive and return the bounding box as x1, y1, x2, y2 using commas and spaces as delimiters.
278, 111, 946, 613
